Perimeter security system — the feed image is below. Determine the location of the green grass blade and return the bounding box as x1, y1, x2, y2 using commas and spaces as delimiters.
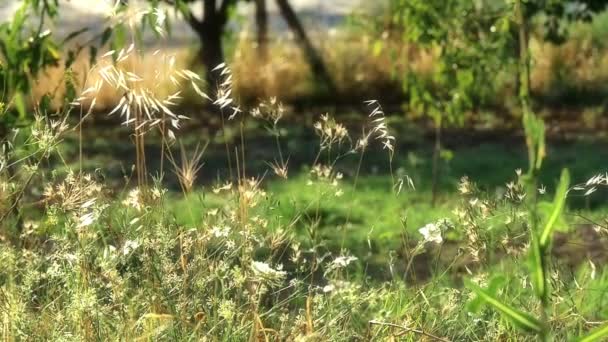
14, 91, 26, 119
535, 118, 546, 170
467, 276, 507, 313
539, 168, 570, 248
529, 230, 546, 302
465, 279, 542, 334
576, 323, 608, 342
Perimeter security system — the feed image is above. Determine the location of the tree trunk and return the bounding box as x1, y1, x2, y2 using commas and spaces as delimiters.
254, 0, 269, 60
181, 0, 232, 91
197, 25, 225, 90
275, 0, 336, 94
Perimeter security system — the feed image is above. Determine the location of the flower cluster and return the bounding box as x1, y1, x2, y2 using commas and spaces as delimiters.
308, 164, 344, 197
251, 261, 286, 286
43, 171, 107, 229
418, 218, 453, 244
251, 96, 285, 124
314, 114, 349, 150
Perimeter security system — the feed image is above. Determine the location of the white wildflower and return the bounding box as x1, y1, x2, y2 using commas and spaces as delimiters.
332, 255, 358, 268
251, 261, 286, 284
123, 188, 144, 211
419, 223, 443, 244
122, 240, 140, 256
538, 185, 546, 195
322, 284, 335, 293
76, 212, 96, 228
211, 226, 231, 238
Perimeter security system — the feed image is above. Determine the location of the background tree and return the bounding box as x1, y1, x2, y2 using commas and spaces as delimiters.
275, 0, 335, 94
527, 0, 608, 43
168, 0, 237, 88
515, 0, 608, 95
0, 1, 63, 126
167, 0, 334, 93
389, 0, 509, 205
253, 0, 268, 59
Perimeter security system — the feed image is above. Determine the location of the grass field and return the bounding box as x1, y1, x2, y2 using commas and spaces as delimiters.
3, 2, 608, 340
3, 99, 608, 340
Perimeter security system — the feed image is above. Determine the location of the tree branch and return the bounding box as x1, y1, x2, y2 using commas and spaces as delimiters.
161, 0, 204, 33
219, 0, 238, 26
275, 0, 336, 93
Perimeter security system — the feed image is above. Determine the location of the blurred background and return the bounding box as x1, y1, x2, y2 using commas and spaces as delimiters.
2, 0, 608, 246
1, 0, 607, 124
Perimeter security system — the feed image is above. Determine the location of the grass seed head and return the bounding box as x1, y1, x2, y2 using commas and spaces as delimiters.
169, 141, 207, 194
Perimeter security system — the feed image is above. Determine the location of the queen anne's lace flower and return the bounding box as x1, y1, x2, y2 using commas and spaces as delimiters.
251, 261, 286, 285
419, 223, 443, 244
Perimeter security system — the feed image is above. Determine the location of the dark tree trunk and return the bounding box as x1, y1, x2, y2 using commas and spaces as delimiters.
197, 24, 225, 90
254, 0, 269, 59
181, 0, 235, 91
275, 0, 336, 94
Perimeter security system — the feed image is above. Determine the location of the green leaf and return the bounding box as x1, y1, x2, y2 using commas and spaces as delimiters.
536, 122, 546, 170
465, 278, 543, 334
111, 24, 127, 54
539, 169, 570, 248
176, 1, 191, 19
39, 93, 52, 114
10, 4, 28, 38
467, 275, 506, 313
576, 323, 608, 342
440, 148, 454, 161
522, 109, 545, 173
13, 91, 26, 119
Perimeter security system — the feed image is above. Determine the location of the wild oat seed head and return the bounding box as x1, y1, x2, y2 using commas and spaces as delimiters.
76, 47, 207, 140
212, 64, 242, 119
364, 100, 395, 155
169, 141, 207, 193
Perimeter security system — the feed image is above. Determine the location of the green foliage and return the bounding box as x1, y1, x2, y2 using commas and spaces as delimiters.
528, 228, 547, 303
539, 168, 570, 248
522, 108, 546, 174
0, 0, 61, 122
390, 0, 514, 125
528, 0, 608, 43
468, 163, 571, 339
466, 277, 543, 334
577, 323, 608, 342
